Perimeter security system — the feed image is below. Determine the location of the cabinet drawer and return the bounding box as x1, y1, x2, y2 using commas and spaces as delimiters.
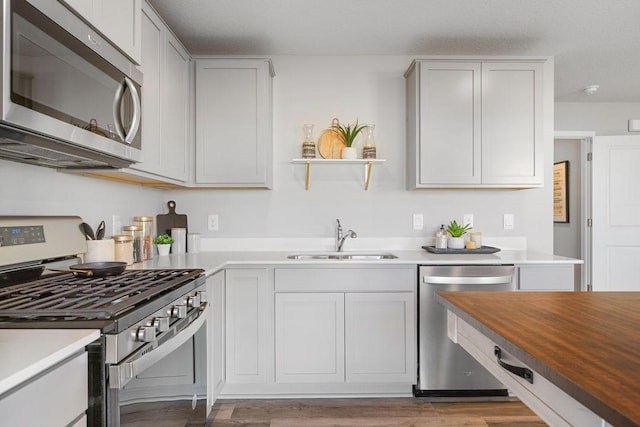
275, 267, 415, 292
449, 313, 605, 427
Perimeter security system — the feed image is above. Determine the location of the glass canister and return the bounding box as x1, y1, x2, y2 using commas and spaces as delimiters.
112, 234, 134, 265
301, 124, 316, 158
133, 216, 154, 260
362, 124, 377, 159
123, 225, 143, 263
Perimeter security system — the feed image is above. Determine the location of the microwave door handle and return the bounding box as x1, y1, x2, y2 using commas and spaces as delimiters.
123, 76, 141, 144
109, 303, 208, 389
112, 79, 126, 142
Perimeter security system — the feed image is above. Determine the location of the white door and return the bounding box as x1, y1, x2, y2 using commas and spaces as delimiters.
592, 135, 640, 291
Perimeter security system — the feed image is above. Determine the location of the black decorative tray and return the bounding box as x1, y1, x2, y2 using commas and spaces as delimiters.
422, 245, 501, 254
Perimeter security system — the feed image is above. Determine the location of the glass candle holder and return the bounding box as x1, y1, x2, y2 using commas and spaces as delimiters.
362, 124, 376, 159
301, 124, 316, 158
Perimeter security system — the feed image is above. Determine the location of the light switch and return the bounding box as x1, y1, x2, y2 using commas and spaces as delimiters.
463, 214, 474, 228
503, 214, 514, 230
413, 214, 424, 231
208, 214, 219, 231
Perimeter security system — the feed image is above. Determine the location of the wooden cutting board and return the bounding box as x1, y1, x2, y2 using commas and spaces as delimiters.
156, 200, 188, 236
317, 119, 345, 159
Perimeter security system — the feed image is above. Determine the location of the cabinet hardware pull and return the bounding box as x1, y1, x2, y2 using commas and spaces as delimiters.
494, 346, 533, 384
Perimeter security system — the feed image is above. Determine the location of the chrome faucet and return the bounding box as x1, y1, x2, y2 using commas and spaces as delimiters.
335, 219, 357, 252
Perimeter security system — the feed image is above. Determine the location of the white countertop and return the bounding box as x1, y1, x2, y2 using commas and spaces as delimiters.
0, 329, 100, 396
139, 249, 582, 277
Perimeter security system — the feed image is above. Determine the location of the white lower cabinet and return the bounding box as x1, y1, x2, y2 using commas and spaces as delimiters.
208, 270, 226, 406
0, 351, 88, 427
224, 268, 273, 385
275, 293, 345, 383
345, 292, 415, 383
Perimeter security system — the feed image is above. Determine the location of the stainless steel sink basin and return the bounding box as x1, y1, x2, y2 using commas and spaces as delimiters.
287, 252, 398, 260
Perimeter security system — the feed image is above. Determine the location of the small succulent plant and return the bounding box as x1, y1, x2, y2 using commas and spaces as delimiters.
446, 220, 472, 238
337, 120, 367, 147
153, 234, 174, 245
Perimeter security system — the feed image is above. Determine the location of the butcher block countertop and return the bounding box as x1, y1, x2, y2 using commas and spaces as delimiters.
436, 291, 640, 427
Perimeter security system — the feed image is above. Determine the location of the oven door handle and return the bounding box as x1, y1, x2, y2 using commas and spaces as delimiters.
109, 302, 208, 389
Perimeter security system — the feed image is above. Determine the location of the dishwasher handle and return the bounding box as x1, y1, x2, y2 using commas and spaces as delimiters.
423, 274, 513, 285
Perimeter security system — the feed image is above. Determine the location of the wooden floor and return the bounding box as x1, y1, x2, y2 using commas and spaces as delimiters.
123, 398, 547, 426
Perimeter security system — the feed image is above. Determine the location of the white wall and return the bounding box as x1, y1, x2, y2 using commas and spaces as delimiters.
168, 55, 554, 253
556, 102, 640, 135
0, 158, 165, 234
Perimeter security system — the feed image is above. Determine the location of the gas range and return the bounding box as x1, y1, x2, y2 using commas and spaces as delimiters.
0, 216, 209, 426
0, 268, 206, 332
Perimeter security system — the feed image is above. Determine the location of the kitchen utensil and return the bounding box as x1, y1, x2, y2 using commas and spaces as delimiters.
44, 261, 127, 278
156, 201, 188, 236
96, 220, 106, 240
317, 118, 345, 159
80, 222, 95, 240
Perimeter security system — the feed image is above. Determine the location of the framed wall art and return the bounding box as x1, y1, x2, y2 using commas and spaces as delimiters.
553, 161, 569, 223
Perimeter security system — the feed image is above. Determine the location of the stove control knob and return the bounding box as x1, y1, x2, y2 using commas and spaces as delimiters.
169, 304, 187, 319
184, 293, 201, 308
151, 317, 170, 332
136, 326, 157, 342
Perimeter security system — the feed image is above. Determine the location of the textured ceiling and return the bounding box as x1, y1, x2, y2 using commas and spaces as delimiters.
148, 0, 640, 102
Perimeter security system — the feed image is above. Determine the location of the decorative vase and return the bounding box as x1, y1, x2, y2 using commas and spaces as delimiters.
447, 236, 465, 249
301, 124, 316, 158
341, 146, 357, 159
362, 124, 377, 159
156, 243, 171, 256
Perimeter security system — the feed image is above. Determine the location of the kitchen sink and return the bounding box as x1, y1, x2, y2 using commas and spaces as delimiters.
287, 252, 398, 260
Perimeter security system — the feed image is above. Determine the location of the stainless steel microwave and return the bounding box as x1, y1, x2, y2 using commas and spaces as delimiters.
0, 0, 142, 168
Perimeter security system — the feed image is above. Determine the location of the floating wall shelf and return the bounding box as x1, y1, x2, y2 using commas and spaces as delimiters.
291, 159, 386, 190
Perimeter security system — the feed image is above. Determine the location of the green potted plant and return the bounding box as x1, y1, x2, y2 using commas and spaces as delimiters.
153, 234, 174, 256
337, 120, 367, 159
446, 220, 472, 249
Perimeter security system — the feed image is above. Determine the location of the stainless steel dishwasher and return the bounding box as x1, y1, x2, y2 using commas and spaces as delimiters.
414, 265, 516, 397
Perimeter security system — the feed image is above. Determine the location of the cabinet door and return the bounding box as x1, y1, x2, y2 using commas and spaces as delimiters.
195, 59, 273, 188
225, 269, 272, 384
207, 271, 225, 407
159, 33, 190, 181
418, 62, 481, 185
481, 62, 543, 185
134, 3, 190, 182
93, 0, 142, 64
275, 293, 345, 383
345, 293, 416, 383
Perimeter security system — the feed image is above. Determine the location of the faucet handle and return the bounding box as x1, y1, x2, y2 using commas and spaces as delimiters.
336, 218, 341, 227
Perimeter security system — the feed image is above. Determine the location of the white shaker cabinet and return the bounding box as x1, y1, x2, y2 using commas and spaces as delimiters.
225, 268, 273, 385
406, 59, 545, 188
61, 0, 142, 64
516, 264, 577, 291
195, 58, 275, 188
275, 293, 345, 383
208, 270, 226, 405
131, 2, 191, 183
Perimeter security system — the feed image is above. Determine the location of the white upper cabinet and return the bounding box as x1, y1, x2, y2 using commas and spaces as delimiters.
406, 59, 544, 189
132, 1, 190, 182
195, 58, 275, 188
62, 0, 142, 64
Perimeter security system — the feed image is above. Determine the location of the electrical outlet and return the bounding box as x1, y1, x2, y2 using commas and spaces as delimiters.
413, 214, 424, 231
111, 215, 121, 235
208, 214, 219, 231
503, 214, 514, 230
463, 214, 474, 228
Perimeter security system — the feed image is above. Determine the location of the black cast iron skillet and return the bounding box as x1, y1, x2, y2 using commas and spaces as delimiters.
45, 262, 128, 278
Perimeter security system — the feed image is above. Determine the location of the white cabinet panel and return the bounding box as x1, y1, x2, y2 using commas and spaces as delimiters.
225, 268, 272, 384
208, 271, 226, 406
345, 293, 415, 383
517, 265, 575, 291
275, 293, 345, 383
195, 58, 274, 188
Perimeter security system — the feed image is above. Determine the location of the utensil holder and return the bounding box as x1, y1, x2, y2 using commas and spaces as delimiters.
84, 239, 115, 263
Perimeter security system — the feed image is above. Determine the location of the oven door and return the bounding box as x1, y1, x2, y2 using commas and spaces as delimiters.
107, 302, 210, 427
